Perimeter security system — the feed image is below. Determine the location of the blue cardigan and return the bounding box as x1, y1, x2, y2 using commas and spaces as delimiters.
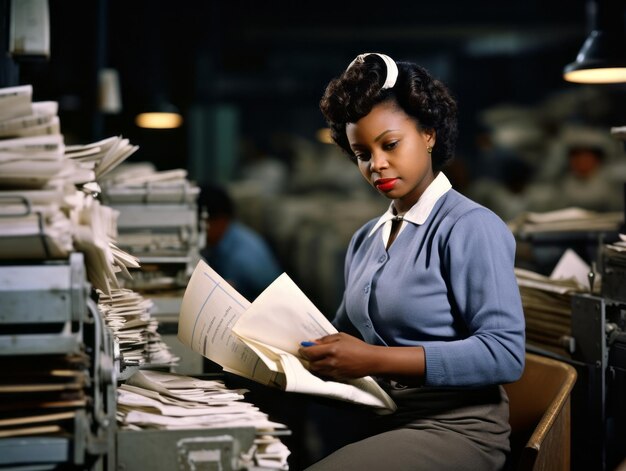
333, 189, 526, 387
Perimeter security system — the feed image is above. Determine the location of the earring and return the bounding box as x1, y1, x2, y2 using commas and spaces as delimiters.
427, 146, 433, 154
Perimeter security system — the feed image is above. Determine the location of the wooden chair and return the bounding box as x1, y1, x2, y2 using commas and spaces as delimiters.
503, 352, 577, 471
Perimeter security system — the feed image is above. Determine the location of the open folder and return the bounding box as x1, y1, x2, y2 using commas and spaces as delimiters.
177, 261, 396, 413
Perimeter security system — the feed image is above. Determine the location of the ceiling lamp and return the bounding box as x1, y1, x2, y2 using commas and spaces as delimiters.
98, 68, 122, 114
563, 0, 626, 84
135, 97, 183, 129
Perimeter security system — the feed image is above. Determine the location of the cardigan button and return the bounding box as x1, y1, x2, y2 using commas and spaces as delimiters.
378, 255, 386, 263
363, 285, 370, 294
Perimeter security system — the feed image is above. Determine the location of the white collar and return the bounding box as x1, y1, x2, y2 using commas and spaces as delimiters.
367, 172, 452, 239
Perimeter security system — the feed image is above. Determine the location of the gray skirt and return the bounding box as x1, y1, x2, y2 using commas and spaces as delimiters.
305, 384, 511, 471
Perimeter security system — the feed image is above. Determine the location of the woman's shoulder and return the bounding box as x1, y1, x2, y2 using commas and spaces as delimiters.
441, 188, 484, 213
440, 189, 506, 225
435, 190, 514, 241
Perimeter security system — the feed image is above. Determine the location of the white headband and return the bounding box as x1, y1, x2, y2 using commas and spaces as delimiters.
347, 53, 399, 90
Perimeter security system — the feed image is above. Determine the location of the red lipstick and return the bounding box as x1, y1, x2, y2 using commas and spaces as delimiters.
374, 178, 398, 192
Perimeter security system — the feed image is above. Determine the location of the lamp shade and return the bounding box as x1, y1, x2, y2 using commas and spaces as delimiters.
564, 30, 626, 83
135, 99, 183, 129
563, 0, 626, 84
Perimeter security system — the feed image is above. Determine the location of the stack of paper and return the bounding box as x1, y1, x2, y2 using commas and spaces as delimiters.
69, 191, 142, 294
97, 163, 202, 294
65, 135, 139, 181
605, 233, 626, 259
0, 83, 179, 368
0, 86, 65, 189
0, 183, 74, 259
0, 101, 60, 139
0, 85, 134, 189
117, 369, 290, 469
0, 134, 66, 188
0, 85, 36, 121
509, 207, 623, 235
99, 163, 200, 263
0, 85, 140, 273
516, 259, 588, 356
0, 178, 140, 270
0, 86, 72, 259
97, 288, 179, 367
99, 164, 198, 204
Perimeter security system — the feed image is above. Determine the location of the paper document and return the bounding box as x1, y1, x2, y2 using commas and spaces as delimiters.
178, 261, 397, 413
117, 370, 289, 438
550, 248, 591, 289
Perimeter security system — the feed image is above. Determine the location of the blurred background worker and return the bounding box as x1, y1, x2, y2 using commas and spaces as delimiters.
197, 184, 283, 302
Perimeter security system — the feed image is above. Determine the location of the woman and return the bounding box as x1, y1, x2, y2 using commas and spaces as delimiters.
299, 53, 526, 470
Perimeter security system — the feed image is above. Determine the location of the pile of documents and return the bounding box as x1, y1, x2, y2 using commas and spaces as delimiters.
65, 135, 138, 181
69, 191, 141, 294
0, 85, 138, 188
118, 369, 290, 469
0, 83, 178, 367
515, 249, 590, 356
99, 163, 199, 205
605, 233, 626, 260
98, 163, 202, 292
100, 165, 200, 262
0, 85, 140, 292
97, 288, 179, 367
0, 85, 73, 259
508, 206, 623, 235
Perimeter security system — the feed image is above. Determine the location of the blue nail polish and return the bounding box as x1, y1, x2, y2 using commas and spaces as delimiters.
300, 341, 316, 347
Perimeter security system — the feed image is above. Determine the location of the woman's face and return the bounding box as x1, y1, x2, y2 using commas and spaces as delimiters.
346, 101, 436, 213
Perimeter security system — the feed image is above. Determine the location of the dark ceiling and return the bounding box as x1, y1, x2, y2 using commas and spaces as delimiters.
8, 0, 626, 173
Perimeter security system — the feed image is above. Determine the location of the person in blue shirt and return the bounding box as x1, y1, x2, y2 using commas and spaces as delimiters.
299, 53, 526, 470
197, 184, 282, 302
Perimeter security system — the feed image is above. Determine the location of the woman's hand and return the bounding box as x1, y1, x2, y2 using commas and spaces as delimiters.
299, 333, 427, 383
298, 333, 378, 380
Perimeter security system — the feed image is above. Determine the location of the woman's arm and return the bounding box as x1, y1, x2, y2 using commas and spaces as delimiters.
423, 207, 526, 387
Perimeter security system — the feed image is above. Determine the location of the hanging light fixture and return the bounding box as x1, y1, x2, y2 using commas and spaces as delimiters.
98, 68, 122, 114
135, 94, 183, 129
563, 0, 626, 84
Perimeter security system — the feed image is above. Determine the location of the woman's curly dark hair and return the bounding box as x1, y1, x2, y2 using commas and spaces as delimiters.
319, 54, 458, 171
